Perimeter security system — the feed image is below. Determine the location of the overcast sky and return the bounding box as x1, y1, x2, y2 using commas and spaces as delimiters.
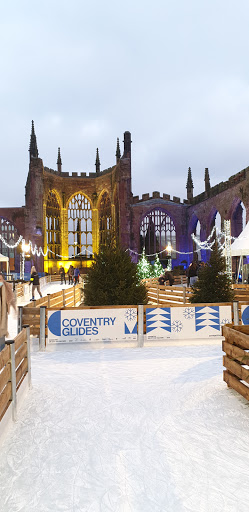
1, 0, 249, 207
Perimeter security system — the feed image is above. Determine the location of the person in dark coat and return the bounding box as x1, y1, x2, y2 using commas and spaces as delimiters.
30, 266, 42, 300
158, 270, 174, 286
59, 265, 66, 285
187, 261, 198, 286
68, 265, 74, 285
73, 267, 80, 284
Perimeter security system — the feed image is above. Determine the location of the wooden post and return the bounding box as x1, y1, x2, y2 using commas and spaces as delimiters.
6, 340, 17, 422
23, 324, 32, 389
233, 301, 239, 326
17, 306, 23, 334
183, 286, 186, 304
138, 305, 144, 347
47, 294, 50, 308
40, 306, 46, 351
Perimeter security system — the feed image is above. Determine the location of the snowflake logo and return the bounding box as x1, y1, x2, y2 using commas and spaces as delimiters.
183, 307, 195, 320
125, 308, 137, 322
172, 320, 183, 332
220, 318, 230, 326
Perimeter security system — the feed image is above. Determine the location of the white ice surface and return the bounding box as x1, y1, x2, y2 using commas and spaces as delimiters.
1, 285, 249, 511
1, 343, 249, 511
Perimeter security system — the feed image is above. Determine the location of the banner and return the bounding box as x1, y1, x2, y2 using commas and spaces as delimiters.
47, 308, 137, 343
146, 305, 232, 340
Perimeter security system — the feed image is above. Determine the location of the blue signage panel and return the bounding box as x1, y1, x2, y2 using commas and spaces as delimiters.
47, 308, 138, 343
146, 305, 232, 339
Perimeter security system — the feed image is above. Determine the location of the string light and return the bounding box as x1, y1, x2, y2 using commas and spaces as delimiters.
0, 225, 236, 260
0, 234, 23, 249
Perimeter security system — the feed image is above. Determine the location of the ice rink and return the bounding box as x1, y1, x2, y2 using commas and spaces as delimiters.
1, 342, 249, 512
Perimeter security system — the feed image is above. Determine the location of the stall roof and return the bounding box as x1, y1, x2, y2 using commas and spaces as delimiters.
231, 222, 249, 256
0, 253, 9, 262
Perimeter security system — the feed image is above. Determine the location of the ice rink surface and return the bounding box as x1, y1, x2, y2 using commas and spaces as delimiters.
1, 343, 249, 512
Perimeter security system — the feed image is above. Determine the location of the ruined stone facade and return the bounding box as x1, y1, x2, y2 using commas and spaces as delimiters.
0, 122, 247, 274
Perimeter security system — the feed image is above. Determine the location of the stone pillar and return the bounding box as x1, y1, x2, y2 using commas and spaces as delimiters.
92, 208, 99, 254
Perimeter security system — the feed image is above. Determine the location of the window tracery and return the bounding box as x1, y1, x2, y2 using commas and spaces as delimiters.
140, 209, 176, 258
46, 191, 61, 259
68, 193, 92, 258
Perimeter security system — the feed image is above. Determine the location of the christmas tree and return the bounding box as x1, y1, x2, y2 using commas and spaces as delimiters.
136, 248, 153, 281
153, 254, 164, 277
84, 242, 148, 306
190, 241, 234, 303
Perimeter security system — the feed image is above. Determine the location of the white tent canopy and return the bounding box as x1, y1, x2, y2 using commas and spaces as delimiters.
230, 221, 249, 256
0, 253, 10, 275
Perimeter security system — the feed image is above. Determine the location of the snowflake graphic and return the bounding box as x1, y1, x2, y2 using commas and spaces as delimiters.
125, 308, 137, 322
172, 320, 183, 332
183, 307, 195, 320
220, 318, 230, 326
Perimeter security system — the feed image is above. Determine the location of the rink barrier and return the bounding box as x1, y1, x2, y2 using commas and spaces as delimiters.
17, 284, 82, 340
0, 326, 31, 426
144, 280, 249, 308
143, 278, 192, 306
44, 301, 240, 346
223, 324, 249, 402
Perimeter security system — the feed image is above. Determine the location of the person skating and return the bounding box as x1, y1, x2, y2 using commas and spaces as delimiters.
73, 267, 80, 285
68, 265, 74, 285
0, 272, 16, 351
59, 265, 66, 285
30, 266, 42, 300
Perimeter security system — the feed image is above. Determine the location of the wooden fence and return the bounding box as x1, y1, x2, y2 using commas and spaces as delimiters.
232, 284, 249, 303
222, 324, 249, 401
18, 284, 83, 338
0, 326, 31, 423
143, 278, 192, 306
144, 279, 249, 307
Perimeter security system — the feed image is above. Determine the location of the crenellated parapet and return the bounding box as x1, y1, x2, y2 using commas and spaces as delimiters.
192, 167, 248, 205
132, 191, 186, 205
43, 165, 117, 178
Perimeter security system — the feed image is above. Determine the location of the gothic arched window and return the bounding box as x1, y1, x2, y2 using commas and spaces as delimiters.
99, 192, 112, 246
194, 220, 201, 261
46, 191, 61, 259
231, 201, 246, 237
0, 217, 19, 270
68, 193, 92, 258
140, 209, 176, 258
114, 188, 119, 240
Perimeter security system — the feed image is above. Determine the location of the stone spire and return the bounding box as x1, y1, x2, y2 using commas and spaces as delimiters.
116, 137, 121, 163
204, 167, 211, 197
57, 147, 62, 173
29, 120, 39, 162
186, 167, 194, 202
95, 148, 100, 173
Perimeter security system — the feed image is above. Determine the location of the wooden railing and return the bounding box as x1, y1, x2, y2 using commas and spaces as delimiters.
18, 284, 83, 338
0, 326, 31, 424
144, 280, 249, 307
143, 278, 191, 306
222, 324, 249, 401
232, 284, 249, 303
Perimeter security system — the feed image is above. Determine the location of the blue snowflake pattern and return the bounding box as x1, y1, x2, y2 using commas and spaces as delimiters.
125, 308, 137, 322
172, 320, 183, 332
183, 307, 195, 320
220, 318, 230, 326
